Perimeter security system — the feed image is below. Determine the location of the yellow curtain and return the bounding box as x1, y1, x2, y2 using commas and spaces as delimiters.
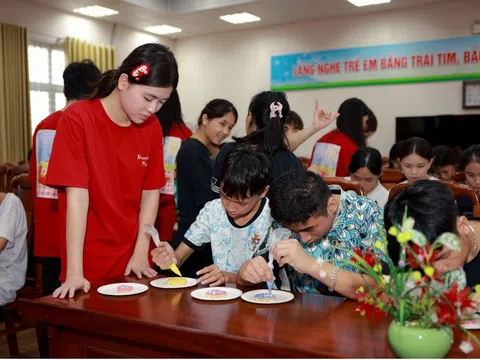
0, 23, 30, 164
64, 37, 116, 72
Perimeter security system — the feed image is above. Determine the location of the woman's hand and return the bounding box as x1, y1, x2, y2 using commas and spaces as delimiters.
52, 275, 90, 299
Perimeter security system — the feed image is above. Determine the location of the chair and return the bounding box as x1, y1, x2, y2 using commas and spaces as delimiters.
6, 166, 28, 193
324, 177, 364, 195
380, 168, 404, 190
0, 165, 7, 192
452, 172, 466, 183
298, 156, 310, 170
389, 180, 480, 218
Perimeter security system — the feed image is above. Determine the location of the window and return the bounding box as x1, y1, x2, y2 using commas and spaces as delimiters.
28, 44, 65, 134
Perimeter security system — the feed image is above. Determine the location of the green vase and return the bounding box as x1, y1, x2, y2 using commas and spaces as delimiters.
388, 321, 453, 358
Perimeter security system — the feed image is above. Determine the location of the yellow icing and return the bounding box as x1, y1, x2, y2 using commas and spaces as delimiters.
167, 278, 187, 286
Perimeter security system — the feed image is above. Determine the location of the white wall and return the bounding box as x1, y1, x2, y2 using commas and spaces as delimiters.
0, 0, 174, 65
175, 1, 480, 157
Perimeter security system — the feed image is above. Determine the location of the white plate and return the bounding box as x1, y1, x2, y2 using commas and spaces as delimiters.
97, 282, 148, 296
190, 287, 243, 301
241, 289, 294, 304
150, 277, 197, 289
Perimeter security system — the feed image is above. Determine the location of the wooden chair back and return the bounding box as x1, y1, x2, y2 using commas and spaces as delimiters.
6, 166, 28, 193
452, 172, 466, 183
389, 181, 480, 218
324, 177, 364, 195
0, 165, 7, 192
380, 168, 404, 184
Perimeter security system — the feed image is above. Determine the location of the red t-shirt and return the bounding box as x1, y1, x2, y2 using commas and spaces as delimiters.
29, 111, 63, 258
155, 122, 192, 242
45, 99, 165, 282
309, 129, 358, 177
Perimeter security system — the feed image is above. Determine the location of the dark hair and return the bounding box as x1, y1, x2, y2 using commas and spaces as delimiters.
219, 146, 272, 200
366, 108, 377, 133
398, 137, 433, 161
270, 170, 332, 225
461, 145, 480, 170
384, 180, 458, 264
432, 145, 460, 168
63, 59, 101, 101
284, 110, 304, 130
336, 98, 369, 148
348, 147, 383, 176
155, 89, 186, 137
234, 91, 290, 157
90, 43, 178, 99
197, 99, 238, 127
389, 141, 404, 168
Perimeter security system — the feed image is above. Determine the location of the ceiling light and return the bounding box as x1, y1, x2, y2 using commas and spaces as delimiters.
347, 0, 391, 7
145, 25, 182, 35
220, 12, 260, 24
73, 5, 118, 18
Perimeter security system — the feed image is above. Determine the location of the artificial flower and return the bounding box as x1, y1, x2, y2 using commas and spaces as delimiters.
459, 341, 473, 354
424, 266, 435, 278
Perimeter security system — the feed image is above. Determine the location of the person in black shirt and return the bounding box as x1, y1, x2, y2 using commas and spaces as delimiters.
384, 180, 480, 289
173, 99, 238, 277
211, 91, 337, 195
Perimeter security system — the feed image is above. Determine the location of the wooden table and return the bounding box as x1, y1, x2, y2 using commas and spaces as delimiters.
19, 276, 479, 358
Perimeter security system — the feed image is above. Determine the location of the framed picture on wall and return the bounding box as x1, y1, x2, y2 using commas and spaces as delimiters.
463, 81, 480, 109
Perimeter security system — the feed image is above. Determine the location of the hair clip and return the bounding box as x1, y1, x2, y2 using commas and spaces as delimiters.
269, 102, 283, 119
130, 64, 150, 81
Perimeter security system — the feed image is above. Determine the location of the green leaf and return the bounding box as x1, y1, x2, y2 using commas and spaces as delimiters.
433, 232, 460, 251
410, 229, 427, 247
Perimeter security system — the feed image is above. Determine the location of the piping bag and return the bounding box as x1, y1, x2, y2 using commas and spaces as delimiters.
145, 224, 182, 277
266, 228, 292, 295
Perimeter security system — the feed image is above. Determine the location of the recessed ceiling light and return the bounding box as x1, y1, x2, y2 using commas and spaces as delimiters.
73, 5, 119, 18
347, 0, 391, 7
145, 25, 182, 35
220, 12, 260, 24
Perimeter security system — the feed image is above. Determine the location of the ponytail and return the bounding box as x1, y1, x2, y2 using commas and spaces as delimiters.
89, 69, 120, 99
234, 91, 289, 157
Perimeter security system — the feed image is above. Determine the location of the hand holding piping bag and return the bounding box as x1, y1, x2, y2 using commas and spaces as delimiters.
145, 224, 182, 277
266, 228, 292, 294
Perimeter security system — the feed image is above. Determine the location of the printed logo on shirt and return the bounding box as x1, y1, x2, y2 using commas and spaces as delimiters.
251, 234, 261, 252
137, 154, 149, 167
36, 130, 58, 199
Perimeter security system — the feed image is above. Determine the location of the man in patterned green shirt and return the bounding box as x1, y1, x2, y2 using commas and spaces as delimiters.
238, 170, 387, 299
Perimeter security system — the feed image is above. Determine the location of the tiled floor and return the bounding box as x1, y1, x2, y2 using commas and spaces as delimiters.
0, 324, 40, 358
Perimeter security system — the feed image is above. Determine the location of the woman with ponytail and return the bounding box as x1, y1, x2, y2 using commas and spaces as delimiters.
45, 43, 179, 298
211, 91, 337, 194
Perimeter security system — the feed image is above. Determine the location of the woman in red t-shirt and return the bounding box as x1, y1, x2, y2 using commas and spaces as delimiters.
309, 98, 370, 177
154, 89, 192, 242
46, 44, 179, 298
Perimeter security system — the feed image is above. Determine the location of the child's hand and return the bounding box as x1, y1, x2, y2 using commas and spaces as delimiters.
271, 239, 314, 274
239, 256, 274, 284
196, 265, 227, 286
125, 252, 157, 279
52, 275, 90, 299
151, 242, 177, 270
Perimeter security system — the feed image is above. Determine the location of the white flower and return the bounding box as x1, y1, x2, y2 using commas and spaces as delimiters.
460, 341, 473, 354
316, 258, 325, 266
321, 240, 330, 249
403, 217, 415, 230
430, 313, 438, 324
319, 270, 327, 279
417, 255, 424, 262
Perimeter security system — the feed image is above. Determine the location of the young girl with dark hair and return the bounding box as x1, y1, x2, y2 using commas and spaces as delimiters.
211, 91, 336, 194
347, 147, 388, 208
457, 145, 480, 219
398, 137, 437, 183
173, 99, 238, 277
46, 43, 179, 298
154, 89, 192, 243
309, 98, 370, 177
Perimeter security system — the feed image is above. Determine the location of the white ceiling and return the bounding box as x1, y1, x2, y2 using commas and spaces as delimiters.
27, 0, 456, 39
